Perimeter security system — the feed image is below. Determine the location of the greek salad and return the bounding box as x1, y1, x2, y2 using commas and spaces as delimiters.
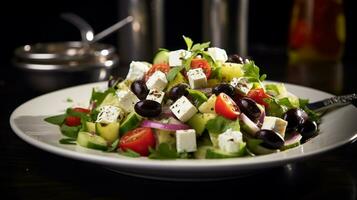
45, 36, 319, 159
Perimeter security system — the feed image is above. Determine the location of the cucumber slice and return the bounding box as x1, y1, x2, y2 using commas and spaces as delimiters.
208, 132, 219, 147
187, 113, 216, 136
97, 93, 121, 110
156, 129, 176, 147
85, 122, 96, 133
194, 146, 213, 159
187, 89, 208, 107
153, 49, 169, 64
281, 132, 302, 150
77, 131, 108, 151
198, 94, 216, 114
119, 112, 142, 135
246, 138, 279, 155
96, 122, 120, 143
205, 143, 246, 159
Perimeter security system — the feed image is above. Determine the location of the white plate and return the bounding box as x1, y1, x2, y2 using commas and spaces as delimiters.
10, 81, 357, 181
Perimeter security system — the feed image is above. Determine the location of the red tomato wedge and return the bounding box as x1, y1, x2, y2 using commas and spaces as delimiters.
190, 58, 211, 78
247, 88, 270, 108
145, 63, 170, 81
65, 116, 81, 126
215, 93, 241, 120
119, 127, 156, 156
65, 107, 90, 126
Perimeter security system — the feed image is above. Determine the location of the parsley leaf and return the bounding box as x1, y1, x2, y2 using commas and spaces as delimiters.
299, 98, 310, 108
90, 87, 116, 106
148, 143, 178, 159
242, 61, 266, 82
120, 149, 141, 157
60, 124, 80, 138
298, 98, 321, 123
183, 51, 198, 70
278, 97, 295, 109
44, 114, 66, 125
166, 66, 184, 81
158, 48, 169, 52
183, 35, 193, 50
242, 61, 260, 80
66, 108, 90, 121
186, 88, 208, 107
206, 116, 240, 135
59, 138, 76, 145
191, 42, 210, 51
228, 119, 241, 131
107, 139, 119, 152
260, 74, 267, 81
264, 98, 286, 117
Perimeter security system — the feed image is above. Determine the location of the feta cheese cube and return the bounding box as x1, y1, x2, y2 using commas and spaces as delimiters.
169, 49, 192, 67
261, 116, 288, 138
218, 128, 243, 153
176, 129, 197, 153
96, 105, 123, 124
146, 89, 165, 104
126, 61, 150, 81
115, 90, 139, 113
208, 47, 228, 63
230, 77, 253, 95
146, 70, 168, 91
170, 96, 197, 122
187, 68, 207, 89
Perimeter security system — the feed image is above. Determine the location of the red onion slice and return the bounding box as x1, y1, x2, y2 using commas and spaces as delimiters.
141, 120, 190, 131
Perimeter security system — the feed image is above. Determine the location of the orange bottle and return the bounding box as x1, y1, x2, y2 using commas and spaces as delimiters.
288, 0, 345, 61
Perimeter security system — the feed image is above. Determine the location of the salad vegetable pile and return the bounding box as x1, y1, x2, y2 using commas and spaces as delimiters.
45, 36, 320, 159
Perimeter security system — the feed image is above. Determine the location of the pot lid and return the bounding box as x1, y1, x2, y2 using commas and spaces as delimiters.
15, 41, 116, 62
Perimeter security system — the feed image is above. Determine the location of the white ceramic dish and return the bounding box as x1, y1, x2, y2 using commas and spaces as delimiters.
10, 81, 357, 181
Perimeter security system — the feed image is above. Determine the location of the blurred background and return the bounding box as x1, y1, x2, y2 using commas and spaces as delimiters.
0, 0, 355, 96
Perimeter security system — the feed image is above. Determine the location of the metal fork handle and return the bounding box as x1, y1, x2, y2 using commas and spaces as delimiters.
306, 93, 357, 112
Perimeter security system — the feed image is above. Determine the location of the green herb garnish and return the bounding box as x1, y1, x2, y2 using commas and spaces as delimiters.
60, 124, 80, 138
206, 116, 240, 135
183, 35, 193, 50
44, 114, 66, 126
167, 66, 184, 82
120, 149, 141, 157
107, 139, 119, 152
59, 138, 76, 145
148, 143, 178, 159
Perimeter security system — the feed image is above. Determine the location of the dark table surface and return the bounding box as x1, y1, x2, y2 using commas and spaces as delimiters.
1, 53, 356, 200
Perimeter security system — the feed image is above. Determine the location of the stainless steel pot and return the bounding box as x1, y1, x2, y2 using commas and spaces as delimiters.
13, 41, 119, 92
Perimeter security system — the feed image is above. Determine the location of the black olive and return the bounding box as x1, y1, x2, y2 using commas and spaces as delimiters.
283, 108, 308, 131
235, 97, 262, 122
299, 119, 317, 140
130, 80, 149, 100
212, 83, 236, 99
134, 100, 162, 118
256, 129, 285, 149
108, 76, 123, 88
168, 84, 189, 101
227, 54, 244, 64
